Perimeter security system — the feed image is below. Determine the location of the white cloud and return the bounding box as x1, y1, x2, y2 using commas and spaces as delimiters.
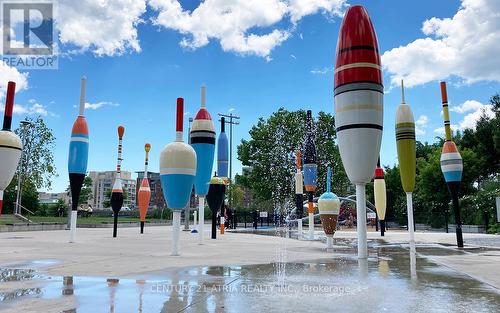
84, 101, 120, 110
415, 115, 428, 135
310, 67, 332, 74
0, 62, 28, 99
0, 100, 54, 117
58, 0, 147, 56
449, 99, 484, 114
287, 0, 346, 23
458, 103, 494, 130
382, 0, 500, 87
148, 0, 346, 58
433, 99, 494, 134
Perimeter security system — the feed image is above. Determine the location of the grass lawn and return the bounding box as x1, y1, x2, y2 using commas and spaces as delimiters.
0, 216, 165, 225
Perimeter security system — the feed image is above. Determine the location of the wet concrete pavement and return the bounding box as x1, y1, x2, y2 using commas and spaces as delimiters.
1, 233, 499, 313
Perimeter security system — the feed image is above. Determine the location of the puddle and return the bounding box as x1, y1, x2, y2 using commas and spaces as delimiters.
0, 242, 499, 312
1, 229, 499, 312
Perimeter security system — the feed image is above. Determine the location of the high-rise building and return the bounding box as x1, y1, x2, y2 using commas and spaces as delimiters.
89, 171, 136, 209
136, 171, 166, 209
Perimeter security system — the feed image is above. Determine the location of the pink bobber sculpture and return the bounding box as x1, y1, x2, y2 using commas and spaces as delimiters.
0, 82, 22, 217
160, 98, 196, 256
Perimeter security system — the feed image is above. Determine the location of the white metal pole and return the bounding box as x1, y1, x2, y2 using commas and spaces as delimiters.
407, 192, 416, 253
172, 211, 181, 256
198, 197, 205, 244
356, 184, 367, 259
326, 236, 333, 250
308, 213, 314, 239
69, 211, 77, 243
410, 250, 417, 279
193, 210, 197, 231
297, 218, 303, 239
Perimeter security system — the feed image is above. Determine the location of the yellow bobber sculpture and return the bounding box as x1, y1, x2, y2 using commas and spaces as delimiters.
395, 80, 416, 252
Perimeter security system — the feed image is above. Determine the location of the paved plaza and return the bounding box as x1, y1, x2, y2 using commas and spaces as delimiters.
0, 226, 499, 312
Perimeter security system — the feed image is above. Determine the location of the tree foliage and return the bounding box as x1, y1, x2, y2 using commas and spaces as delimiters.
237, 108, 348, 210
15, 116, 57, 189
384, 93, 500, 228
238, 93, 499, 227
1, 116, 56, 213
79, 176, 93, 205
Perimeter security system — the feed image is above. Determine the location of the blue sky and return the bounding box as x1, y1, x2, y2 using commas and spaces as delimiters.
2, 0, 499, 192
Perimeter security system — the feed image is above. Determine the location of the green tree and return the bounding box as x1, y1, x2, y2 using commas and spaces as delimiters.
227, 184, 244, 210
15, 116, 57, 189
78, 176, 93, 205
237, 108, 347, 211
3, 116, 57, 213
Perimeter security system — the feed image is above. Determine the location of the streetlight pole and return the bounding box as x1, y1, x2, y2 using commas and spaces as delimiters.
15, 120, 32, 216
218, 112, 240, 228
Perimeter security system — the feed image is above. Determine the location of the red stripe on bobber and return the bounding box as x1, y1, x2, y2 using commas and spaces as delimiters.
335, 50, 380, 68
335, 67, 382, 86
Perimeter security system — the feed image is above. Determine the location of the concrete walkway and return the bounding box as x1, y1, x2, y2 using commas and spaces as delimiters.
1, 226, 499, 289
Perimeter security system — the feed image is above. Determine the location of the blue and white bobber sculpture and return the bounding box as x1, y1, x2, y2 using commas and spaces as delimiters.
68, 77, 89, 243
160, 98, 196, 256
318, 168, 340, 251
190, 85, 216, 245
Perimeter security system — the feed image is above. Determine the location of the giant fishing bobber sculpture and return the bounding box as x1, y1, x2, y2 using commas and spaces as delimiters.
217, 117, 229, 233
440, 81, 464, 248
217, 117, 229, 179
0, 82, 22, 217
334, 5, 383, 259
318, 167, 340, 250
294, 150, 304, 237
395, 80, 416, 250
373, 159, 387, 237
190, 85, 216, 245
303, 110, 317, 240
111, 126, 125, 238
137, 143, 151, 234
160, 98, 196, 256
206, 173, 225, 239
68, 77, 89, 242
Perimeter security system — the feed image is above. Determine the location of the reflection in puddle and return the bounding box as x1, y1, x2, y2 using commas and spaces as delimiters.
0, 242, 499, 312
